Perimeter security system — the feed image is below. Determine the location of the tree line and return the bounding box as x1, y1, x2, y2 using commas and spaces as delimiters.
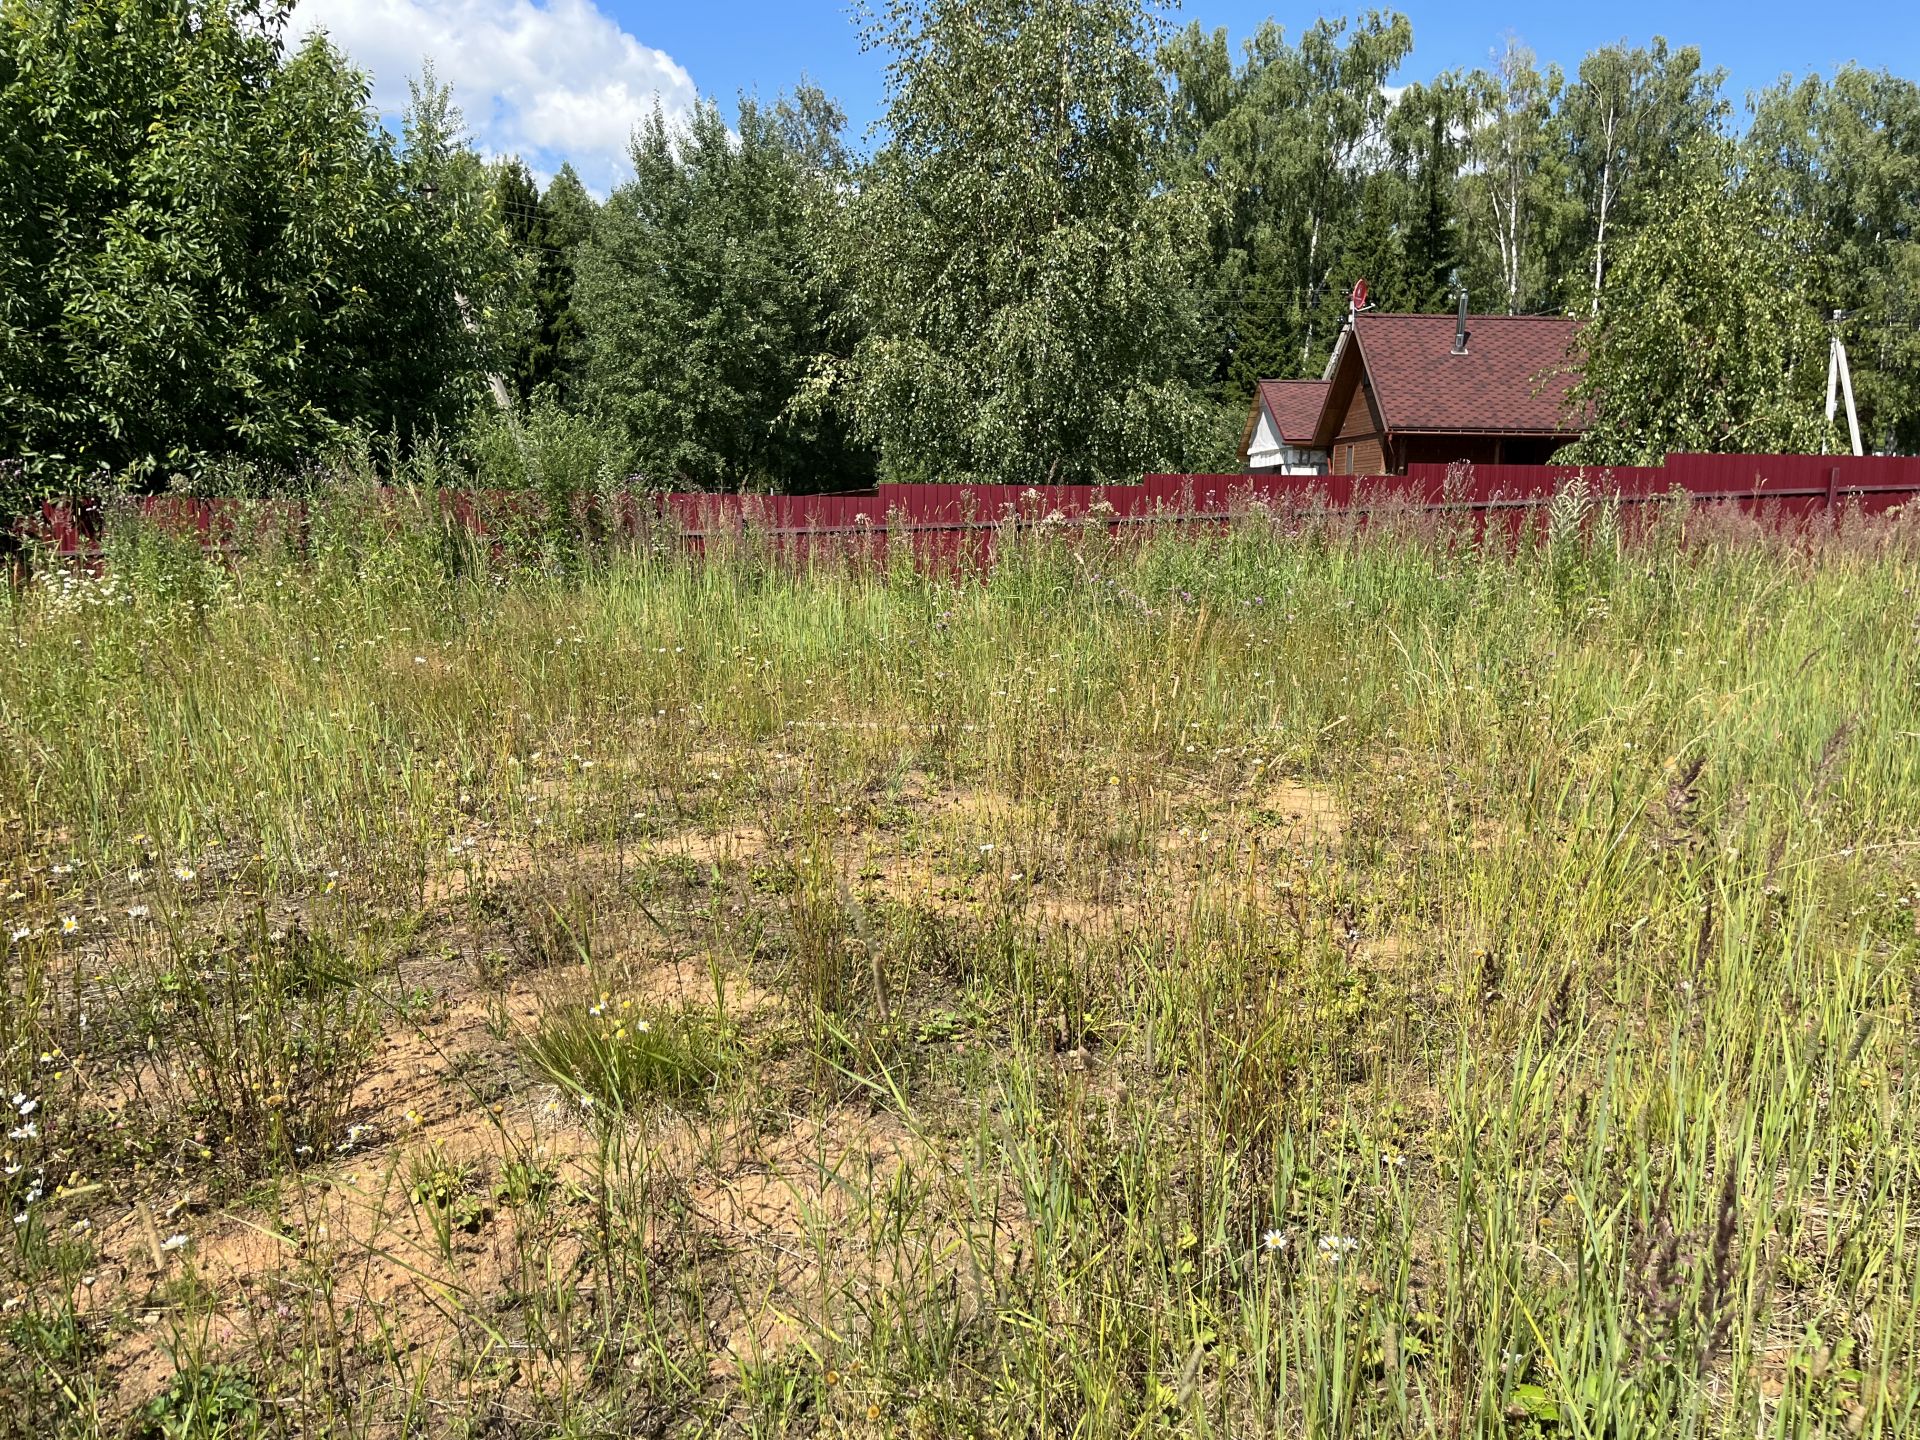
3, 0, 1916, 512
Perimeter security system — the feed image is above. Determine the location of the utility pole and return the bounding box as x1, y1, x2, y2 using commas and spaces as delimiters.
1825, 309, 1863, 457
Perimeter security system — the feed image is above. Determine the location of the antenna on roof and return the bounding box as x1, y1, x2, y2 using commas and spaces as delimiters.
1452, 292, 1469, 355
1825, 308, 1863, 457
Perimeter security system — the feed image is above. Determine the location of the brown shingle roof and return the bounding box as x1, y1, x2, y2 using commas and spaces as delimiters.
1254, 379, 1331, 445
1350, 312, 1583, 435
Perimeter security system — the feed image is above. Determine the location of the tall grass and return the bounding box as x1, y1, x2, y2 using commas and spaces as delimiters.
0, 488, 1914, 1436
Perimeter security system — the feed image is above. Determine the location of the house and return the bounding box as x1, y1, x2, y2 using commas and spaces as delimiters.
1306, 301, 1583, 476
1240, 379, 1331, 475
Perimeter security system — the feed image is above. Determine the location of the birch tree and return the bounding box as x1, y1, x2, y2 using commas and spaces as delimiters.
1563, 147, 1828, 463
1746, 67, 1920, 452
1462, 40, 1561, 314
1556, 39, 1725, 312
842, 0, 1218, 484
1162, 12, 1412, 392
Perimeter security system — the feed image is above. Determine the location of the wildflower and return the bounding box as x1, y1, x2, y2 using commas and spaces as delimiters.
60, 916, 79, 935
1262, 1229, 1288, 1254
8, 1123, 37, 1141
127, 868, 144, 884
51, 864, 72, 877
173, 865, 196, 883
632, 1018, 651, 1035
160, 1233, 189, 1252
7, 927, 28, 943
15, 1098, 35, 1117
1317, 1234, 1358, 1262
126, 905, 150, 920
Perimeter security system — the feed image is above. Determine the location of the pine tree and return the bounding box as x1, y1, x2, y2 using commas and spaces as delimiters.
1402, 106, 1459, 310
491, 159, 592, 401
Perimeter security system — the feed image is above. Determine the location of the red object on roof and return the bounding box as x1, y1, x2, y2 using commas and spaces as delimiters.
1254, 379, 1332, 444
1333, 312, 1583, 438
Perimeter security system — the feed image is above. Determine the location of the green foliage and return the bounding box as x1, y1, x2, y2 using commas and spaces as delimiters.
1562, 149, 1832, 464
1456, 41, 1564, 315
1550, 38, 1729, 313
576, 92, 868, 492
1396, 82, 1468, 312
494, 158, 594, 403
844, 0, 1222, 484
1164, 12, 1415, 394
136, 1363, 260, 1440
2, 2, 1914, 512
1746, 66, 1920, 452
465, 397, 632, 569
520, 994, 735, 1113
0, 2, 517, 508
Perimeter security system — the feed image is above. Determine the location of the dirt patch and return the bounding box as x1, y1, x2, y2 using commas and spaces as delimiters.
683, 1105, 1023, 1375
1257, 780, 1344, 843
643, 826, 768, 871
624, 954, 775, 1016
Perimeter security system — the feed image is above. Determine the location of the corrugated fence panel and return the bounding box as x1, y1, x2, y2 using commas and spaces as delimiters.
18, 453, 1920, 560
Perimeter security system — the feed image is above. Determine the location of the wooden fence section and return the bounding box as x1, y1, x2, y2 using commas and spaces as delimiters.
20, 452, 1920, 562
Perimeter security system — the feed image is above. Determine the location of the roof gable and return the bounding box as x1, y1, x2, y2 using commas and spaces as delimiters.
1254, 380, 1331, 445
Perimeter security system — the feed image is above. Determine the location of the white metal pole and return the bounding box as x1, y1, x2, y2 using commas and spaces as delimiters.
1834, 336, 1864, 457
1825, 335, 1840, 453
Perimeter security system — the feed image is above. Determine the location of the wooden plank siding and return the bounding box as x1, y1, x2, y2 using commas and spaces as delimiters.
1331, 378, 1389, 476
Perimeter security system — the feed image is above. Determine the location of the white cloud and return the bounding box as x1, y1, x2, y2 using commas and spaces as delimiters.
294, 0, 697, 192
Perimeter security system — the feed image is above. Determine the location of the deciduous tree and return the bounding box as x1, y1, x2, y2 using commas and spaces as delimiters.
1746, 67, 1920, 452
843, 0, 1219, 485
0, 0, 513, 505
575, 94, 866, 491
1562, 148, 1829, 463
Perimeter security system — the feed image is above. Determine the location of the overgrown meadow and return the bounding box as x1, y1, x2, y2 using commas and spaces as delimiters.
1, 489, 1915, 1438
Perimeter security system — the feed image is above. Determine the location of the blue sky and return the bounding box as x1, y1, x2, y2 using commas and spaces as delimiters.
293, 0, 1918, 191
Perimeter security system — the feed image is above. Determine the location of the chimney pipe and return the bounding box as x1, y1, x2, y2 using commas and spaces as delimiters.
1452, 292, 1469, 355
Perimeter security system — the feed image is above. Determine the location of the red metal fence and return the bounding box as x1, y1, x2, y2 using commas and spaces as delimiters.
18, 452, 1920, 564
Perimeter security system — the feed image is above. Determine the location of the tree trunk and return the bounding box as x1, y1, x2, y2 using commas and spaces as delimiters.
1591, 104, 1619, 314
